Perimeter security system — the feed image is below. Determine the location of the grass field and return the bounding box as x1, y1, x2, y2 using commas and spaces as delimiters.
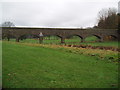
6, 37, 119, 48
2, 41, 118, 88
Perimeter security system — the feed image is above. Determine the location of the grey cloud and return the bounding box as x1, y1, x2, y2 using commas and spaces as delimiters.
1, 1, 118, 28
118, 1, 120, 13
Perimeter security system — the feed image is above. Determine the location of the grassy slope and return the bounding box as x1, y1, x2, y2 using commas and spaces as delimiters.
2, 42, 118, 88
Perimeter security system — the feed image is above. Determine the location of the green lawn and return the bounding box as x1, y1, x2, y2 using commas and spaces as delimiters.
2, 41, 118, 88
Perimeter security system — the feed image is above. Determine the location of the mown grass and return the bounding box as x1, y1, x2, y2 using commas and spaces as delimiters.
2, 41, 118, 88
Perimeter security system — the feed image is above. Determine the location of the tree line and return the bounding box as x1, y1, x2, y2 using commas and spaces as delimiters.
94, 7, 119, 29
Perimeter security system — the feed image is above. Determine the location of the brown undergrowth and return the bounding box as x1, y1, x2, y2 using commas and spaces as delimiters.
3, 41, 119, 62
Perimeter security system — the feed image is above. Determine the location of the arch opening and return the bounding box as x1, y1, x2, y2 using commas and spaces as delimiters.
103, 35, 118, 41
43, 35, 61, 44
85, 35, 101, 42
3, 34, 16, 41
65, 35, 83, 44
18, 34, 40, 43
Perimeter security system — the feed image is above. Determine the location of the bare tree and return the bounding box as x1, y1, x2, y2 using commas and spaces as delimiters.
1, 21, 15, 27
1, 21, 15, 41
97, 7, 118, 29
96, 8, 118, 41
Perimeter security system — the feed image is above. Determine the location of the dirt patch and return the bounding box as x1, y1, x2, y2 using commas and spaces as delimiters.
65, 44, 120, 52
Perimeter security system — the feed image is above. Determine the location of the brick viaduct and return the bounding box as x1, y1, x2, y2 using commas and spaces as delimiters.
2, 27, 119, 43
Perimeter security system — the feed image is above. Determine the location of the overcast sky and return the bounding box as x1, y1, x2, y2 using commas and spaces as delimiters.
0, 0, 119, 28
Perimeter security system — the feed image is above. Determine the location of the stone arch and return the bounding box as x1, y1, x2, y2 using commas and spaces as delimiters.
3, 33, 16, 41
103, 35, 118, 41
92, 34, 102, 39
85, 34, 103, 42
65, 34, 84, 44
67, 34, 84, 39
16, 34, 40, 42
43, 34, 63, 44
20, 34, 39, 40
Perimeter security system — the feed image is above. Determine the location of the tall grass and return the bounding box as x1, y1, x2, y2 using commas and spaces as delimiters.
6, 37, 119, 48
